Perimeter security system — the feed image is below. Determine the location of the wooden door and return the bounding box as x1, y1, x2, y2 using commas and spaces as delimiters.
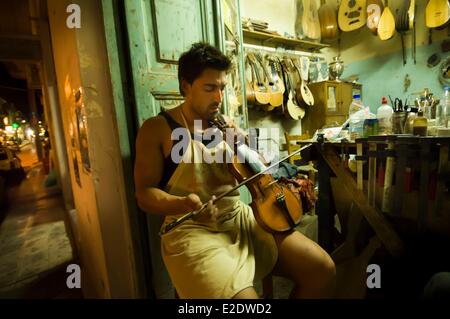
339, 82, 353, 115
124, 0, 218, 298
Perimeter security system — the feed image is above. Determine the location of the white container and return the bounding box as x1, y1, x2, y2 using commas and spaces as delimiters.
437, 86, 450, 128
377, 96, 393, 135
348, 94, 364, 117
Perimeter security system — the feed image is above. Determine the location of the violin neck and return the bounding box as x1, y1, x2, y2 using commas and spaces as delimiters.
236, 143, 267, 174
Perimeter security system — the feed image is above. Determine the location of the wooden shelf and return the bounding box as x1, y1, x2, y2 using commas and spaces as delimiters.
242, 29, 329, 52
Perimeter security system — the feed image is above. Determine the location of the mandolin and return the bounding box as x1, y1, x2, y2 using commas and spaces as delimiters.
366, 0, 384, 35
280, 58, 305, 120
338, 0, 367, 32
318, 0, 338, 40
292, 58, 314, 108
425, 0, 450, 29
378, 0, 396, 41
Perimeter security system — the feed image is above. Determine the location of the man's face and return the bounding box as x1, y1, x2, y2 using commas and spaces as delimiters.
182, 68, 227, 121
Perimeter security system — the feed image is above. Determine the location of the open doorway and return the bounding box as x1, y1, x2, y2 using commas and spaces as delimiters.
0, 0, 78, 298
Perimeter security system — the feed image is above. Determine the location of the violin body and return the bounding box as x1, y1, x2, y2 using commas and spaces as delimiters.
211, 116, 303, 233
231, 158, 303, 233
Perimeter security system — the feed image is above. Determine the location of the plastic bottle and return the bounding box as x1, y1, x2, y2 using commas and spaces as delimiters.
413, 110, 428, 136
348, 94, 363, 117
437, 86, 450, 128
377, 96, 393, 135
348, 94, 365, 140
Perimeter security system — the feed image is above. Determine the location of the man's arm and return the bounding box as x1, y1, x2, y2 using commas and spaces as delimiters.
134, 117, 198, 216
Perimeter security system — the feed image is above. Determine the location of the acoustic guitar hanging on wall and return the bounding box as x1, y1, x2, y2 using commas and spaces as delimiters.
338, 0, 367, 32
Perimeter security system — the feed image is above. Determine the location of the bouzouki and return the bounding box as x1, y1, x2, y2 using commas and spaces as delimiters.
338, 0, 367, 32
318, 0, 338, 40
378, 0, 396, 41
366, 0, 384, 35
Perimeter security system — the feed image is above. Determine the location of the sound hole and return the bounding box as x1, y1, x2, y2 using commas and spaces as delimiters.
348, 11, 361, 19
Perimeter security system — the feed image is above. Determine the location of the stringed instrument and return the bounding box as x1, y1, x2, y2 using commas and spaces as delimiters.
408, 0, 416, 64
267, 56, 286, 110
295, 0, 307, 39
366, 0, 384, 35
160, 115, 310, 235
246, 52, 271, 106
338, 0, 367, 32
280, 58, 306, 120
408, 0, 415, 30
244, 57, 256, 106
303, 0, 321, 41
292, 58, 314, 107
255, 53, 283, 110
378, 0, 396, 41
426, 0, 450, 29
318, 0, 338, 40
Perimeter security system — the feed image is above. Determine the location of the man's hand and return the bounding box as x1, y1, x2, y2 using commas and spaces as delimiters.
183, 194, 219, 223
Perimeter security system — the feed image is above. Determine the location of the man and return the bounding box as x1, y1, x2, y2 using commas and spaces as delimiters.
134, 42, 335, 299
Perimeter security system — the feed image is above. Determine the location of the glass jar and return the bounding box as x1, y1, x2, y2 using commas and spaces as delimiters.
413, 110, 428, 136
404, 108, 418, 134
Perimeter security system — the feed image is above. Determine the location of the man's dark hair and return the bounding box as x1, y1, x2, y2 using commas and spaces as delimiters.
178, 42, 231, 96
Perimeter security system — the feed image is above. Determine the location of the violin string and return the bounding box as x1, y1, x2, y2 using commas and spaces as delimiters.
160, 135, 312, 234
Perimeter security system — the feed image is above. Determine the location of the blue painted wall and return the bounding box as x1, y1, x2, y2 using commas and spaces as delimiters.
342, 42, 449, 114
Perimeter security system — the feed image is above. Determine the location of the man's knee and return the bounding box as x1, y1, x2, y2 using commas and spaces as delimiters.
317, 253, 336, 282
232, 287, 259, 299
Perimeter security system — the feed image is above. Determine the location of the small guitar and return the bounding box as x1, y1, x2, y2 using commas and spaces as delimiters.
268, 56, 286, 98
255, 53, 283, 110
378, 0, 396, 41
338, 0, 367, 32
366, 0, 384, 35
425, 0, 450, 29
246, 52, 271, 106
